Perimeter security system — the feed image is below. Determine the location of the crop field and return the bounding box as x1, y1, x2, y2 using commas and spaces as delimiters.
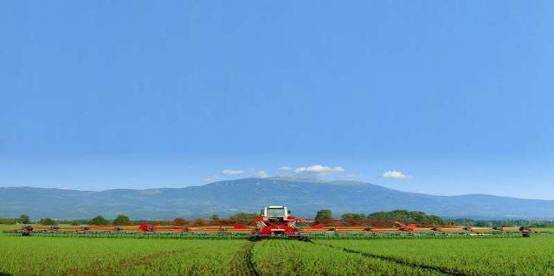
0, 234, 245, 275
316, 236, 554, 275
1, 233, 554, 275
253, 239, 437, 275
0, 225, 19, 232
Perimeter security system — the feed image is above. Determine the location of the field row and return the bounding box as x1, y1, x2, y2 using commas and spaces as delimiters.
1, 234, 554, 275
315, 237, 554, 275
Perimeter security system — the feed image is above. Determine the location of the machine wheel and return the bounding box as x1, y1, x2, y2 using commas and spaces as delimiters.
298, 236, 310, 242
248, 235, 261, 242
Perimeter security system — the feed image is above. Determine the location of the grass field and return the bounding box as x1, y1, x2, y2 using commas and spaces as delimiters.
1, 233, 553, 275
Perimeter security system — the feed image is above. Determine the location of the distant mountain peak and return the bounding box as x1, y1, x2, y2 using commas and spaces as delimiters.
247, 176, 373, 186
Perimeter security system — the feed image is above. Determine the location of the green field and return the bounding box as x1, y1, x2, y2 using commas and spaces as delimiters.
1, 233, 553, 275
0, 225, 19, 231
317, 237, 554, 275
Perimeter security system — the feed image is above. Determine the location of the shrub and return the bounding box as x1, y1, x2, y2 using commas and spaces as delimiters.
113, 215, 131, 225
39, 218, 57, 226
18, 214, 31, 224
89, 216, 110, 225
315, 209, 333, 224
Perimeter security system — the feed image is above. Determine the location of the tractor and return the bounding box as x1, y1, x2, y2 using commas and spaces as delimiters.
250, 205, 308, 240
21, 225, 33, 236
520, 226, 532, 237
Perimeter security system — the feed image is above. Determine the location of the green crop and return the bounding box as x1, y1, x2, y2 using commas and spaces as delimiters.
252, 240, 439, 275
317, 236, 554, 275
0, 235, 246, 275
2, 233, 554, 275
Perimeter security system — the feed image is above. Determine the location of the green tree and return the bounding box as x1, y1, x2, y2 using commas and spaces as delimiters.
39, 218, 57, 226
89, 215, 109, 225
314, 209, 333, 224
208, 214, 220, 225
366, 210, 445, 225
341, 213, 366, 220
0, 218, 17, 224
113, 214, 131, 225
18, 214, 31, 224
340, 213, 366, 226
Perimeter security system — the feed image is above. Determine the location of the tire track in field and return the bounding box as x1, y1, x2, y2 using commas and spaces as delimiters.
310, 241, 468, 276
228, 241, 259, 276
245, 242, 260, 276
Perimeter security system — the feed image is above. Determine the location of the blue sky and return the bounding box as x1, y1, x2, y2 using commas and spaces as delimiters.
1, 1, 553, 199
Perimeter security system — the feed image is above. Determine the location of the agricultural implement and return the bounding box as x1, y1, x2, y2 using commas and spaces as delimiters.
10, 205, 535, 239
249, 205, 308, 241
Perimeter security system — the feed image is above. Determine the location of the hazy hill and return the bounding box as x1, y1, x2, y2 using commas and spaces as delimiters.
1, 178, 554, 220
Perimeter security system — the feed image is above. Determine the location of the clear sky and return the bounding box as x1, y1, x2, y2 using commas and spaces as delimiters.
1, 1, 553, 199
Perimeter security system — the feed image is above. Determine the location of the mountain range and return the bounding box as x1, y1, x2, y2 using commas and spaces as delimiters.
1, 177, 554, 220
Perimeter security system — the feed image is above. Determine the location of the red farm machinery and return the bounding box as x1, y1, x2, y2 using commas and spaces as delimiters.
133, 205, 448, 239
12, 205, 534, 238
249, 205, 307, 240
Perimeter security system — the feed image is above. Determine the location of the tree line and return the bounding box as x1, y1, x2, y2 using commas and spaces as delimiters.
0, 214, 132, 226
0, 213, 245, 226
3, 210, 554, 227
313, 209, 445, 225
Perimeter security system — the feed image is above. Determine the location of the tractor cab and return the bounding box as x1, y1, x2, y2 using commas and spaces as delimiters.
252, 205, 304, 240
260, 205, 291, 222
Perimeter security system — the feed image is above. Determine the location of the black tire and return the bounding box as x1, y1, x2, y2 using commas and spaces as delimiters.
299, 236, 310, 242
248, 235, 260, 242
